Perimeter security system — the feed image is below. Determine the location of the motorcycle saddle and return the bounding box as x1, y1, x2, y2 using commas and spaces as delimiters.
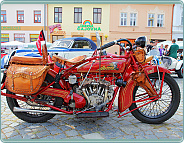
10, 56, 44, 65
52, 55, 87, 65
9, 44, 50, 65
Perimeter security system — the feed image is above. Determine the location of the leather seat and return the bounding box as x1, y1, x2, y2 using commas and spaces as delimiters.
52, 55, 87, 65
10, 56, 44, 65
10, 44, 48, 65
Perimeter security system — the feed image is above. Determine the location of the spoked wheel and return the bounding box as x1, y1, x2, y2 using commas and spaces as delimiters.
129, 73, 180, 124
6, 74, 63, 123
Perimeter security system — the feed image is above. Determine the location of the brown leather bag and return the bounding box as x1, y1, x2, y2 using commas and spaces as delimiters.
5, 64, 49, 95
5, 44, 51, 95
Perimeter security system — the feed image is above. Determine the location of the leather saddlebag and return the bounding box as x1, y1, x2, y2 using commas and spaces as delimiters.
5, 64, 49, 95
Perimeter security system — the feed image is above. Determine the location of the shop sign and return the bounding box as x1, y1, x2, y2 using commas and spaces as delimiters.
53, 31, 66, 35
77, 20, 101, 31
49, 24, 62, 33
1, 26, 21, 30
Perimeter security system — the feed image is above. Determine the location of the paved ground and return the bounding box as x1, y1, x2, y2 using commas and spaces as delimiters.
1, 74, 183, 142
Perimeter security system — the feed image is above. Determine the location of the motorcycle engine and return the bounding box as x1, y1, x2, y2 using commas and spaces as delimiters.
76, 78, 114, 108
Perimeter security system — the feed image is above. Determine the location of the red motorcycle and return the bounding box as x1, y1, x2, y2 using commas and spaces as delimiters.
1, 36, 180, 124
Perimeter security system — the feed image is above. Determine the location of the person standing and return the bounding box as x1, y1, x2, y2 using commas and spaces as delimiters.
159, 44, 164, 56
164, 45, 170, 56
169, 39, 179, 59
146, 41, 154, 53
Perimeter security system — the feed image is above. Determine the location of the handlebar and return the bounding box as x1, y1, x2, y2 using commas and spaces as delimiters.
97, 38, 132, 51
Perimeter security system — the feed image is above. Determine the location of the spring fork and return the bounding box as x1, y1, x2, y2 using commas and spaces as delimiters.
156, 60, 161, 87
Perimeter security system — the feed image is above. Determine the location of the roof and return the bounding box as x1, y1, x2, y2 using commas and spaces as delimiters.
56, 37, 97, 50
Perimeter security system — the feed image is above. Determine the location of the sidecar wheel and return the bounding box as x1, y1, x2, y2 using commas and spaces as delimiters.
6, 74, 63, 123
176, 64, 183, 78
129, 73, 180, 124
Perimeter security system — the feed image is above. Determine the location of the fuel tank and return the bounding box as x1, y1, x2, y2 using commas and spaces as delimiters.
77, 59, 126, 73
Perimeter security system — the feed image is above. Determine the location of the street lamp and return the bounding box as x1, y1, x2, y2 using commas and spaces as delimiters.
149, 17, 154, 41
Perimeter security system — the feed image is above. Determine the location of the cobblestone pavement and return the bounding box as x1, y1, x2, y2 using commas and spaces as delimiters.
1, 75, 183, 141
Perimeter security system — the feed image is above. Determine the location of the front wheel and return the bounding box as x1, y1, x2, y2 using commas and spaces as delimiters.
129, 73, 180, 124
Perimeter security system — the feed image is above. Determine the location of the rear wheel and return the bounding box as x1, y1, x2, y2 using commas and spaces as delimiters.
176, 64, 183, 78
129, 73, 180, 124
6, 74, 63, 123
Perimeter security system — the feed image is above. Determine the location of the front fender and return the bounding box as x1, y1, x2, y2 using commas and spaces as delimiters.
176, 60, 183, 70
144, 65, 171, 75
118, 77, 135, 113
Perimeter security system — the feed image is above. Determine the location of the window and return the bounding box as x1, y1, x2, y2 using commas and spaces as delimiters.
1, 34, 9, 42
130, 13, 136, 26
14, 33, 25, 42
74, 8, 82, 23
181, 10, 183, 25
34, 10, 41, 23
157, 14, 164, 27
148, 14, 154, 27
120, 13, 127, 26
72, 41, 91, 49
17, 11, 24, 23
93, 8, 102, 24
54, 7, 62, 23
1, 10, 6, 23
52, 35, 64, 43
30, 34, 39, 42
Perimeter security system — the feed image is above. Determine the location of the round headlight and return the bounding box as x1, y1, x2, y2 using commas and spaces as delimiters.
135, 36, 147, 48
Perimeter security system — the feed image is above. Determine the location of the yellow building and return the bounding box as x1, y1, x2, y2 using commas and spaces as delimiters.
47, 4, 110, 45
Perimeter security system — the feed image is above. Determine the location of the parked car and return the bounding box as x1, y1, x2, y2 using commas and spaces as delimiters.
1, 37, 97, 69
147, 49, 183, 78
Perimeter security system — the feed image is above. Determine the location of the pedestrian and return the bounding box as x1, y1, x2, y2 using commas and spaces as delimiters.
159, 44, 164, 56
164, 45, 170, 56
152, 40, 159, 50
146, 41, 154, 53
169, 39, 179, 59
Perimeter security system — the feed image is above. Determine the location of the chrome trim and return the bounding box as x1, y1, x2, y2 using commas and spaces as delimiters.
13, 107, 70, 115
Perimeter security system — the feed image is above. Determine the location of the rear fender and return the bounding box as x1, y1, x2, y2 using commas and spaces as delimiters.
176, 60, 183, 70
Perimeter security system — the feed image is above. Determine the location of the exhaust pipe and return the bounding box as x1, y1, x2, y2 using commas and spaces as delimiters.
13, 107, 70, 115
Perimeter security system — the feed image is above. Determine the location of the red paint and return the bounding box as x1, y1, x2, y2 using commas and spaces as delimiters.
78, 59, 126, 73
144, 65, 171, 75
118, 78, 135, 113
1, 53, 7, 58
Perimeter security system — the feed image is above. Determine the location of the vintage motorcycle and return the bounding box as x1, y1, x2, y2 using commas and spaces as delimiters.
1, 34, 180, 124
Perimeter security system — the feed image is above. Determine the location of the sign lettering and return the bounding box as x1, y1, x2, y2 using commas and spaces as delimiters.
77, 20, 101, 31
49, 24, 62, 33
1, 26, 21, 30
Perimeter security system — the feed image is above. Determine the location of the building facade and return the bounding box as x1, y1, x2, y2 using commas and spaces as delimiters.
1, 4, 46, 43
109, 4, 174, 54
47, 4, 110, 45
172, 4, 183, 41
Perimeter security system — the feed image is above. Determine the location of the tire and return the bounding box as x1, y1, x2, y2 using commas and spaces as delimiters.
129, 73, 180, 124
6, 74, 63, 123
176, 64, 183, 78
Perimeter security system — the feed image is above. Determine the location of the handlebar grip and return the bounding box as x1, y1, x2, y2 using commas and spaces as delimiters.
97, 41, 115, 50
